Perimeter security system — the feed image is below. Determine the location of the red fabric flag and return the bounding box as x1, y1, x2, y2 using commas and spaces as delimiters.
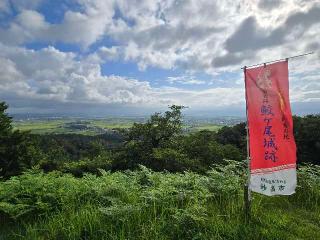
245, 61, 296, 196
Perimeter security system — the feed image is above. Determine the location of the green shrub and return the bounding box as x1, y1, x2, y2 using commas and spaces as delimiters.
62, 156, 112, 177
152, 148, 193, 172
0, 163, 319, 239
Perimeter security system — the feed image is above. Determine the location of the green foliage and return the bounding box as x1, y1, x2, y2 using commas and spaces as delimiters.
215, 122, 246, 159
36, 132, 123, 162
152, 148, 192, 172
115, 107, 244, 173
215, 115, 320, 165
0, 102, 13, 135
128, 105, 184, 147
293, 115, 320, 165
0, 102, 41, 178
221, 144, 243, 161
180, 131, 224, 168
62, 155, 112, 177
2, 102, 320, 179
177, 131, 243, 172
0, 163, 319, 239
115, 105, 185, 170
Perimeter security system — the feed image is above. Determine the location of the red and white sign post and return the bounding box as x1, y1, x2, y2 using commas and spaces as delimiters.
244, 60, 297, 196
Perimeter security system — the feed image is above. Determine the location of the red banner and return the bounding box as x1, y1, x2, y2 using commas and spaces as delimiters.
245, 61, 297, 195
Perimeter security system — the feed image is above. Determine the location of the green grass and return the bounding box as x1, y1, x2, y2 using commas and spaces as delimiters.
0, 162, 319, 239
192, 124, 223, 131
12, 119, 134, 135
13, 119, 222, 135
13, 120, 67, 133
91, 119, 133, 129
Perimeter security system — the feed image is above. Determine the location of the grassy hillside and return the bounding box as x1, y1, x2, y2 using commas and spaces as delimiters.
0, 162, 319, 240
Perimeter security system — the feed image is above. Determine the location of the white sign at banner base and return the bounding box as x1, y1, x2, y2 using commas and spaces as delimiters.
250, 166, 296, 196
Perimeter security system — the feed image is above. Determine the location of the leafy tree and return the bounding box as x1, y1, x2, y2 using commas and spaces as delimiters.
221, 144, 243, 161
128, 105, 184, 147
36, 132, 123, 162
113, 105, 185, 170
0, 102, 12, 136
215, 122, 246, 158
153, 148, 192, 172
62, 155, 112, 177
0, 102, 41, 178
114, 107, 247, 172
293, 115, 320, 165
215, 116, 320, 165
180, 131, 225, 171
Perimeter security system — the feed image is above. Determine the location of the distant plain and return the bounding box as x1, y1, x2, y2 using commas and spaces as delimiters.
12, 118, 226, 135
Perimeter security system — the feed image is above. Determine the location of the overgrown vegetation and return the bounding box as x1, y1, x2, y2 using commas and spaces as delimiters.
0, 102, 42, 178
0, 163, 319, 239
1, 101, 320, 239
1, 102, 320, 178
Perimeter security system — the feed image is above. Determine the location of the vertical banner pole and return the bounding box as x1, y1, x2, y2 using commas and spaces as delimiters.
243, 66, 251, 222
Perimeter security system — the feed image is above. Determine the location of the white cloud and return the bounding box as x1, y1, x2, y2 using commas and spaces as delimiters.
0, 0, 319, 72
0, 0, 319, 114
16, 10, 48, 31
0, 44, 248, 111
153, 87, 245, 108
48, 1, 115, 47
98, 46, 120, 61
0, 57, 23, 83
0, 0, 115, 47
167, 76, 205, 85
107, 0, 320, 74
0, 44, 155, 104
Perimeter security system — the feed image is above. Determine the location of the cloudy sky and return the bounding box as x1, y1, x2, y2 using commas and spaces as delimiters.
0, 0, 319, 116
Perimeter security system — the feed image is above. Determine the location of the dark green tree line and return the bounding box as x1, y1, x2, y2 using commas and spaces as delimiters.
0, 101, 319, 178
0, 102, 41, 178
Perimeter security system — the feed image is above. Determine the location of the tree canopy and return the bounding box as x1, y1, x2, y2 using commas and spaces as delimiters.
0, 102, 40, 178
0, 101, 319, 178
